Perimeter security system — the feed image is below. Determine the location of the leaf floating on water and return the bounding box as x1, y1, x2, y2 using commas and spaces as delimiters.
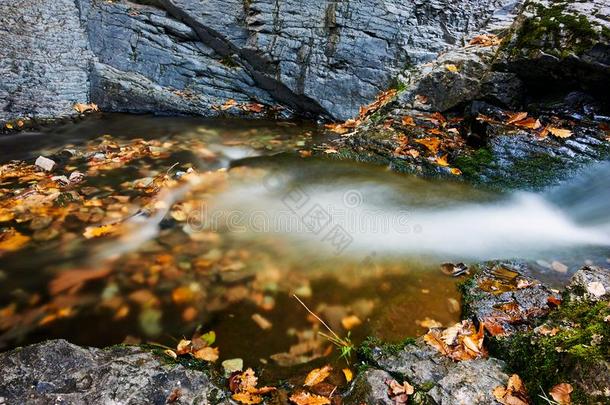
83, 223, 121, 239
416, 317, 443, 329
194, 347, 219, 362
0, 229, 30, 253
289, 392, 331, 405
341, 315, 362, 330
304, 365, 332, 386
549, 383, 573, 404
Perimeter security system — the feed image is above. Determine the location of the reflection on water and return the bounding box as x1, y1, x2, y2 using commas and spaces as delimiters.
0, 114, 608, 376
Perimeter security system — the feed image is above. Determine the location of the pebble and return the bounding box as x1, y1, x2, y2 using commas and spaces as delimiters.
35, 156, 56, 172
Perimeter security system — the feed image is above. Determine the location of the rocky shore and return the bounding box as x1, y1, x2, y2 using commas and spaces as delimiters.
1, 265, 607, 404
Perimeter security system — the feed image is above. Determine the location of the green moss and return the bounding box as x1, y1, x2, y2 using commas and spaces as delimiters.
453, 148, 494, 181
220, 55, 239, 68
357, 336, 416, 365
514, 2, 602, 58
490, 299, 610, 404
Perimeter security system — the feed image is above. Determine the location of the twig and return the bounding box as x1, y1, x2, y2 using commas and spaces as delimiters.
293, 294, 342, 343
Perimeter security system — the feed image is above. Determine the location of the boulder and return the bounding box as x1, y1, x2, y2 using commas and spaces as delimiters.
0, 340, 227, 405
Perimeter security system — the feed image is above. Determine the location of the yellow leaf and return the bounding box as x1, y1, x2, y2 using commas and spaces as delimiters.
221, 99, 238, 110
83, 223, 120, 239
304, 365, 332, 386
445, 64, 458, 72
289, 392, 330, 405
0, 229, 30, 252
342, 368, 353, 382
450, 168, 462, 175
548, 127, 572, 138
435, 154, 449, 167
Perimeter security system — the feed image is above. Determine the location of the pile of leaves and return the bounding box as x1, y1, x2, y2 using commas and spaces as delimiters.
386, 379, 414, 405
423, 319, 487, 361
164, 330, 219, 362
289, 365, 341, 405
229, 368, 277, 404
325, 89, 398, 135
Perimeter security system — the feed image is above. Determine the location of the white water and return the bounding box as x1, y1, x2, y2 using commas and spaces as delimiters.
206, 161, 610, 261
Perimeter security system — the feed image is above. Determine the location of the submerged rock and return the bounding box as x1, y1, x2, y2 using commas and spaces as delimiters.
0, 340, 227, 404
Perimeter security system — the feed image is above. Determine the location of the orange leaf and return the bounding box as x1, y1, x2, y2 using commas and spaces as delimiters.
435, 154, 449, 167
402, 116, 415, 126
304, 365, 332, 386
232, 392, 263, 404
221, 99, 238, 110
549, 383, 573, 404
289, 392, 330, 405
193, 346, 219, 362
514, 117, 541, 130
506, 112, 528, 124
414, 137, 441, 154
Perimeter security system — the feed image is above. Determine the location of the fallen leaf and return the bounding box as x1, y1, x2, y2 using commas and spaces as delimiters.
252, 313, 273, 330
194, 346, 219, 362
549, 383, 573, 404
469, 33, 501, 46
324, 148, 338, 154
514, 117, 542, 130
548, 127, 572, 139
221, 99, 238, 110
506, 112, 528, 125
342, 368, 353, 382
341, 315, 362, 330
402, 116, 415, 126
73, 103, 99, 114
417, 317, 443, 329
449, 167, 462, 175
435, 154, 449, 167
493, 374, 530, 405
83, 223, 121, 239
49, 267, 112, 295
0, 229, 30, 252
304, 365, 332, 386
415, 137, 441, 154
289, 392, 330, 405
414, 94, 429, 105
232, 392, 263, 404
445, 64, 459, 72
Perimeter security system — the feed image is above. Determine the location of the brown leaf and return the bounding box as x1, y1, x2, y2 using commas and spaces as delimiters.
493, 374, 531, 405
549, 383, 573, 404
289, 392, 331, 405
514, 117, 542, 130
469, 34, 501, 46
304, 365, 332, 386
73, 103, 99, 114
414, 137, 441, 154
49, 267, 112, 295
0, 229, 30, 252
221, 99, 238, 110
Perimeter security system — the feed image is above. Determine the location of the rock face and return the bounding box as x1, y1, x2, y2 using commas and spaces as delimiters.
0, 0, 92, 121
0, 339, 226, 405
0, 0, 517, 122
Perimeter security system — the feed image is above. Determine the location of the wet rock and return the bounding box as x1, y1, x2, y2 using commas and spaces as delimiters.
0, 339, 228, 405
2, 0, 518, 122
566, 266, 610, 302
460, 261, 561, 336
364, 340, 508, 404
345, 369, 395, 405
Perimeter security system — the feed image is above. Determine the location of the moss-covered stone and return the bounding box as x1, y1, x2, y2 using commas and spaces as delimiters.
489, 299, 610, 404
513, 1, 602, 58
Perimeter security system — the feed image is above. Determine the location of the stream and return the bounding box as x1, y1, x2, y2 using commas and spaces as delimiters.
1, 114, 609, 378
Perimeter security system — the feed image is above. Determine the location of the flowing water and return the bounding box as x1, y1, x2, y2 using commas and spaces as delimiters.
0, 114, 609, 377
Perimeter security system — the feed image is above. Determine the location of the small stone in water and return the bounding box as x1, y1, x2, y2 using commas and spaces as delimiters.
551, 261, 568, 274
222, 358, 243, 376
35, 156, 56, 172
